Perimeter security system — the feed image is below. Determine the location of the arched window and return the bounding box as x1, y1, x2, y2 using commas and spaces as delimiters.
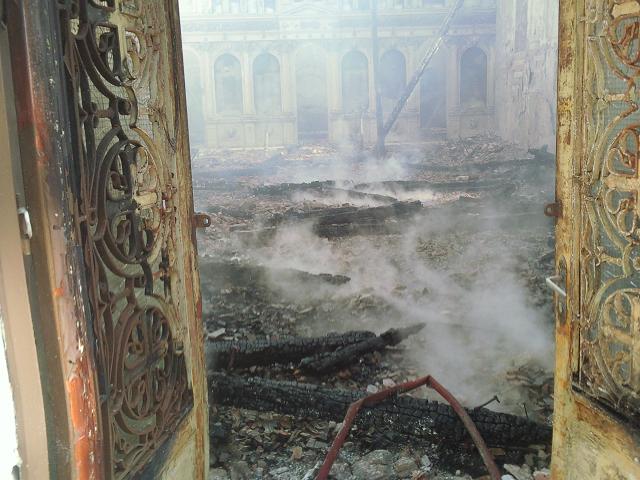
459, 47, 487, 108
342, 51, 369, 113
380, 49, 406, 100
296, 47, 328, 141
214, 54, 243, 114
342, 0, 370, 10
253, 53, 281, 114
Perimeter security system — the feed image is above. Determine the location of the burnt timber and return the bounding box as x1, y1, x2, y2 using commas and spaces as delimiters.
209, 373, 552, 448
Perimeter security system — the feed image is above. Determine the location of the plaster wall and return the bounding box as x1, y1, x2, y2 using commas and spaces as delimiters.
495, 0, 558, 151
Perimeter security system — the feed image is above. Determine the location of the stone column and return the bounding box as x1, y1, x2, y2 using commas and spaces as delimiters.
242, 50, 255, 115
486, 43, 496, 111
445, 41, 460, 138
242, 50, 256, 146
204, 46, 215, 120
366, 46, 376, 116
280, 47, 296, 144
327, 48, 342, 143
206, 46, 217, 147
327, 49, 341, 113
280, 49, 293, 113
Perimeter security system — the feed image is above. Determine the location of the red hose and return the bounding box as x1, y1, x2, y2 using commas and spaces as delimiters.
317, 374, 501, 480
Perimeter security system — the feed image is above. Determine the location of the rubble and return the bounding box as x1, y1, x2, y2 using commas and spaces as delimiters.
209, 373, 552, 447
504, 464, 534, 480
394, 456, 419, 476
351, 450, 394, 479
208, 468, 229, 480
195, 137, 556, 478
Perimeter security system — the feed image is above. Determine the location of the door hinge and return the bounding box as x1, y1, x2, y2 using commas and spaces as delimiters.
192, 212, 212, 229
17, 207, 32, 239
544, 201, 562, 218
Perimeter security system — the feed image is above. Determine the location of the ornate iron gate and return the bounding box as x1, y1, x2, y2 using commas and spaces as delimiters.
5, 0, 207, 478
554, 0, 640, 477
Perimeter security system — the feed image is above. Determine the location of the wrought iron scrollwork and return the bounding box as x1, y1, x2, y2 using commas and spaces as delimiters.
58, 0, 193, 477
577, 0, 640, 422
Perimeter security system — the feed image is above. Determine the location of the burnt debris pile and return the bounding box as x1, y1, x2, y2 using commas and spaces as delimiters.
195, 137, 556, 480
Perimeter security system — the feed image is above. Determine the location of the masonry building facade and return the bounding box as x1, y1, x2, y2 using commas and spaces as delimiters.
180, 0, 500, 149
181, 0, 557, 148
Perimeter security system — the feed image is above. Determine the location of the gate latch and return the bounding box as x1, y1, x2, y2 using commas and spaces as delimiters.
193, 212, 212, 229
545, 275, 566, 298
546, 259, 568, 325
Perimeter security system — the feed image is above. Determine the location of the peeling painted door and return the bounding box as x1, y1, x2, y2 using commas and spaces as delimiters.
554, 0, 640, 477
5, 0, 207, 478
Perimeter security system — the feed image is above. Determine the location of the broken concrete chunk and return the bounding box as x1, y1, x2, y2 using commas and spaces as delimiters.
329, 461, 353, 480
268, 466, 289, 476
290, 446, 303, 460
306, 438, 328, 450
208, 328, 226, 339
352, 452, 394, 480
533, 469, 551, 480
382, 378, 396, 387
420, 454, 432, 470
208, 468, 229, 480
228, 461, 251, 480
524, 453, 536, 467
363, 449, 394, 465
504, 464, 534, 480
394, 456, 418, 476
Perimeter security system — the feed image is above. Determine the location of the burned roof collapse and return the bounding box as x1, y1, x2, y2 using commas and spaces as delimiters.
195, 138, 556, 479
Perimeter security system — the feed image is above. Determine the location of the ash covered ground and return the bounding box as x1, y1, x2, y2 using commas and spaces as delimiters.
195, 137, 556, 480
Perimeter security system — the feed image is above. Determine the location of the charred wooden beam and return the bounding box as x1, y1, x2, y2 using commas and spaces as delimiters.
260, 201, 423, 238
311, 201, 423, 237
254, 181, 397, 204
352, 179, 511, 194
206, 331, 376, 370
299, 324, 425, 374
209, 373, 552, 448
279, 200, 422, 224
207, 325, 424, 373
199, 260, 351, 292
313, 222, 397, 238
314, 201, 422, 226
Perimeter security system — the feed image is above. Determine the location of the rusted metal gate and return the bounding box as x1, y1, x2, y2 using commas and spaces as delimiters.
554, 0, 640, 477
4, 0, 207, 478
